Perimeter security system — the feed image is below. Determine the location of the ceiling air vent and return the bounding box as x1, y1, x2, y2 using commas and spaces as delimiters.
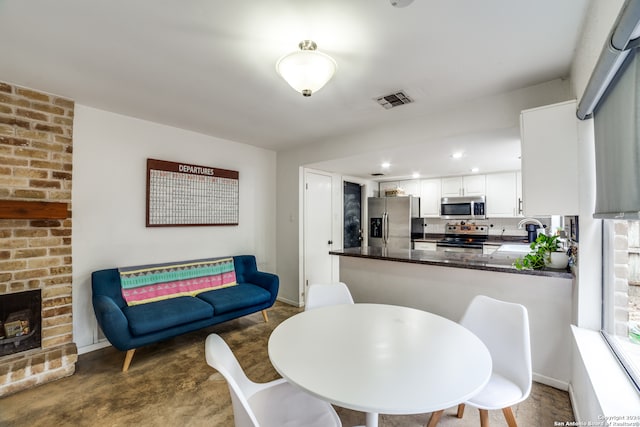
375, 91, 413, 109
371, 172, 385, 177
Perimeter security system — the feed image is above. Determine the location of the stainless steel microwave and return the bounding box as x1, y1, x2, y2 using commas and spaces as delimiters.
440, 196, 486, 220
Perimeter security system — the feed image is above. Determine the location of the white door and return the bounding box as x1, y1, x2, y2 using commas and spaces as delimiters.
304, 170, 333, 300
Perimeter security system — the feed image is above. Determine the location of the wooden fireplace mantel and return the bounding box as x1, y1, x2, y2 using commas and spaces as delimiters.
0, 200, 69, 219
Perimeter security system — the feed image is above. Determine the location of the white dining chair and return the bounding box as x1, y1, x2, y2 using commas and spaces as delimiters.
305, 282, 354, 311
204, 334, 342, 427
427, 295, 532, 427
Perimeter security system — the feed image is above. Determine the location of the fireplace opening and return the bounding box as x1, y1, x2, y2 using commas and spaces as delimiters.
0, 290, 42, 357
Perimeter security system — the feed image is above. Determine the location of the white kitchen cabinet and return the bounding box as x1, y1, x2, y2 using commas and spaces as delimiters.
419, 178, 441, 217
413, 241, 437, 251
441, 175, 485, 197
464, 174, 486, 195
441, 177, 462, 197
516, 171, 523, 216
486, 172, 519, 217
379, 179, 419, 196
520, 100, 579, 216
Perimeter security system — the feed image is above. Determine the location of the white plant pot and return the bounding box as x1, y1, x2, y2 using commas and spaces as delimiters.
545, 252, 569, 269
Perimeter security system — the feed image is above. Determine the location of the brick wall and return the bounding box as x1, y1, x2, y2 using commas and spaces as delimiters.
0, 81, 77, 396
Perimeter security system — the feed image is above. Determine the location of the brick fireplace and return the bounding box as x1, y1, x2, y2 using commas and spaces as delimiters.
0, 81, 77, 397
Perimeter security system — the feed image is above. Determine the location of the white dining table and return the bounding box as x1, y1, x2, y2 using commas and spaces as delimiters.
268, 303, 492, 427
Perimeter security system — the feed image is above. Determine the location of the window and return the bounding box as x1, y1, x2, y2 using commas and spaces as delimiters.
602, 220, 640, 389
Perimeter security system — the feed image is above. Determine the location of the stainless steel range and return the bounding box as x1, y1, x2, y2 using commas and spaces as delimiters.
437, 223, 489, 253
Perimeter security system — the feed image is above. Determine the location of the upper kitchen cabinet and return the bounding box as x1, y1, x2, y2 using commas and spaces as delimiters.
419, 178, 441, 217
379, 180, 419, 196
520, 100, 579, 216
516, 171, 523, 216
486, 171, 521, 217
441, 174, 486, 197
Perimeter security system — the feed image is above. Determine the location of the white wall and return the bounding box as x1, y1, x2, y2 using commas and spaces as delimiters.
566, 0, 637, 421
277, 78, 573, 306
72, 105, 276, 351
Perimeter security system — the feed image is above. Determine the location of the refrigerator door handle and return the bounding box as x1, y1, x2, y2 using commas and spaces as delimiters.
383, 212, 389, 245
382, 212, 386, 245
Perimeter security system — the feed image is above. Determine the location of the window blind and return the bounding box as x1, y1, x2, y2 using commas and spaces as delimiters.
593, 49, 640, 219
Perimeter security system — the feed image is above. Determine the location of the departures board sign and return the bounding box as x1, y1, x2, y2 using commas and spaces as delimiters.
146, 158, 239, 227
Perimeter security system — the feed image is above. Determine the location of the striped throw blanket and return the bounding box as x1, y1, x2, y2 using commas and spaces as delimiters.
119, 257, 237, 306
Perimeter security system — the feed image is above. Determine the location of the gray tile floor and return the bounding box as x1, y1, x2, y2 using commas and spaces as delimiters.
0, 302, 574, 426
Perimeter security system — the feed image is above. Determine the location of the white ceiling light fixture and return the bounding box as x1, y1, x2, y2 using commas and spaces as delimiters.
451, 151, 463, 159
276, 40, 337, 97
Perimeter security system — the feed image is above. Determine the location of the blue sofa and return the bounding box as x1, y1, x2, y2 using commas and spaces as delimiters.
91, 255, 279, 372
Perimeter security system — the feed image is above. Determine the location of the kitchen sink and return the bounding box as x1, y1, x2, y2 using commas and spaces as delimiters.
496, 244, 532, 253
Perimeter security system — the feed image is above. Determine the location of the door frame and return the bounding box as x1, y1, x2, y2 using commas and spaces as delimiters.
299, 169, 376, 306
300, 168, 340, 305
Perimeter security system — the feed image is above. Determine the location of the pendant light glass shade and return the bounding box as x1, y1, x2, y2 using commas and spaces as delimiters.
276, 40, 336, 97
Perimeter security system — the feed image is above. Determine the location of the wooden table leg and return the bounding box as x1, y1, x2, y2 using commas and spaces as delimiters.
427, 410, 444, 427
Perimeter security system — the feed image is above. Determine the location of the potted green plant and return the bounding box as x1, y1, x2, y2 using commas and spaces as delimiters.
514, 234, 561, 270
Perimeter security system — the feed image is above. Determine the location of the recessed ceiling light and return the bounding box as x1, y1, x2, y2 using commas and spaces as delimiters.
470, 167, 479, 173
451, 152, 463, 159
381, 162, 391, 169
412, 172, 420, 178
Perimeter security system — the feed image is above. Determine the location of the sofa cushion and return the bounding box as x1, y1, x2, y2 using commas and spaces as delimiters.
123, 296, 214, 336
197, 284, 271, 315
119, 257, 236, 306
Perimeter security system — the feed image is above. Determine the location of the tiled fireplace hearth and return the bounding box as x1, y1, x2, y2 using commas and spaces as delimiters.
0, 81, 77, 397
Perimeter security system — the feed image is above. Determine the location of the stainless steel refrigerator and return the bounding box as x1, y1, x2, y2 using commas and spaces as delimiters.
367, 196, 420, 249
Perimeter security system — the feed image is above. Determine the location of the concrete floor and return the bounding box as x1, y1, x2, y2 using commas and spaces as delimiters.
0, 301, 574, 426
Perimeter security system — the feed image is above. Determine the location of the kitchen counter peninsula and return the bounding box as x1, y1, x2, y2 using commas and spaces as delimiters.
329, 245, 574, 389
329, 246, 572, 279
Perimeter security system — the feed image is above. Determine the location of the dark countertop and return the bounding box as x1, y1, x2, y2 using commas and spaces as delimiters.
329, 246, 573, 279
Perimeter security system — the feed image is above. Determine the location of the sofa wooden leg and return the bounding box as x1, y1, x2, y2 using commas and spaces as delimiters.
123, 349, 135, 372
261, 309, 269, 323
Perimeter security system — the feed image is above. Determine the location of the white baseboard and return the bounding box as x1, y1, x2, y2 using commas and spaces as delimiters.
533, 372, 569, 391
568, 383, 581, 423
276, 296, 302, 307
77, 340, 111, 355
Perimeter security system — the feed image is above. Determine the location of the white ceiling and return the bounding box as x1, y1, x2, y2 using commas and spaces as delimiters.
0, 0, 591, 180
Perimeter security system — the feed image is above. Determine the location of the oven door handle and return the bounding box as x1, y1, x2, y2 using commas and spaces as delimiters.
436, 242, 483, 249
436, 242, 463, 248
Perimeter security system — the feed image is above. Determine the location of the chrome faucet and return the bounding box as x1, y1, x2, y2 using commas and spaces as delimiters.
518, 218, 545, 242
517, 218, 544, 231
